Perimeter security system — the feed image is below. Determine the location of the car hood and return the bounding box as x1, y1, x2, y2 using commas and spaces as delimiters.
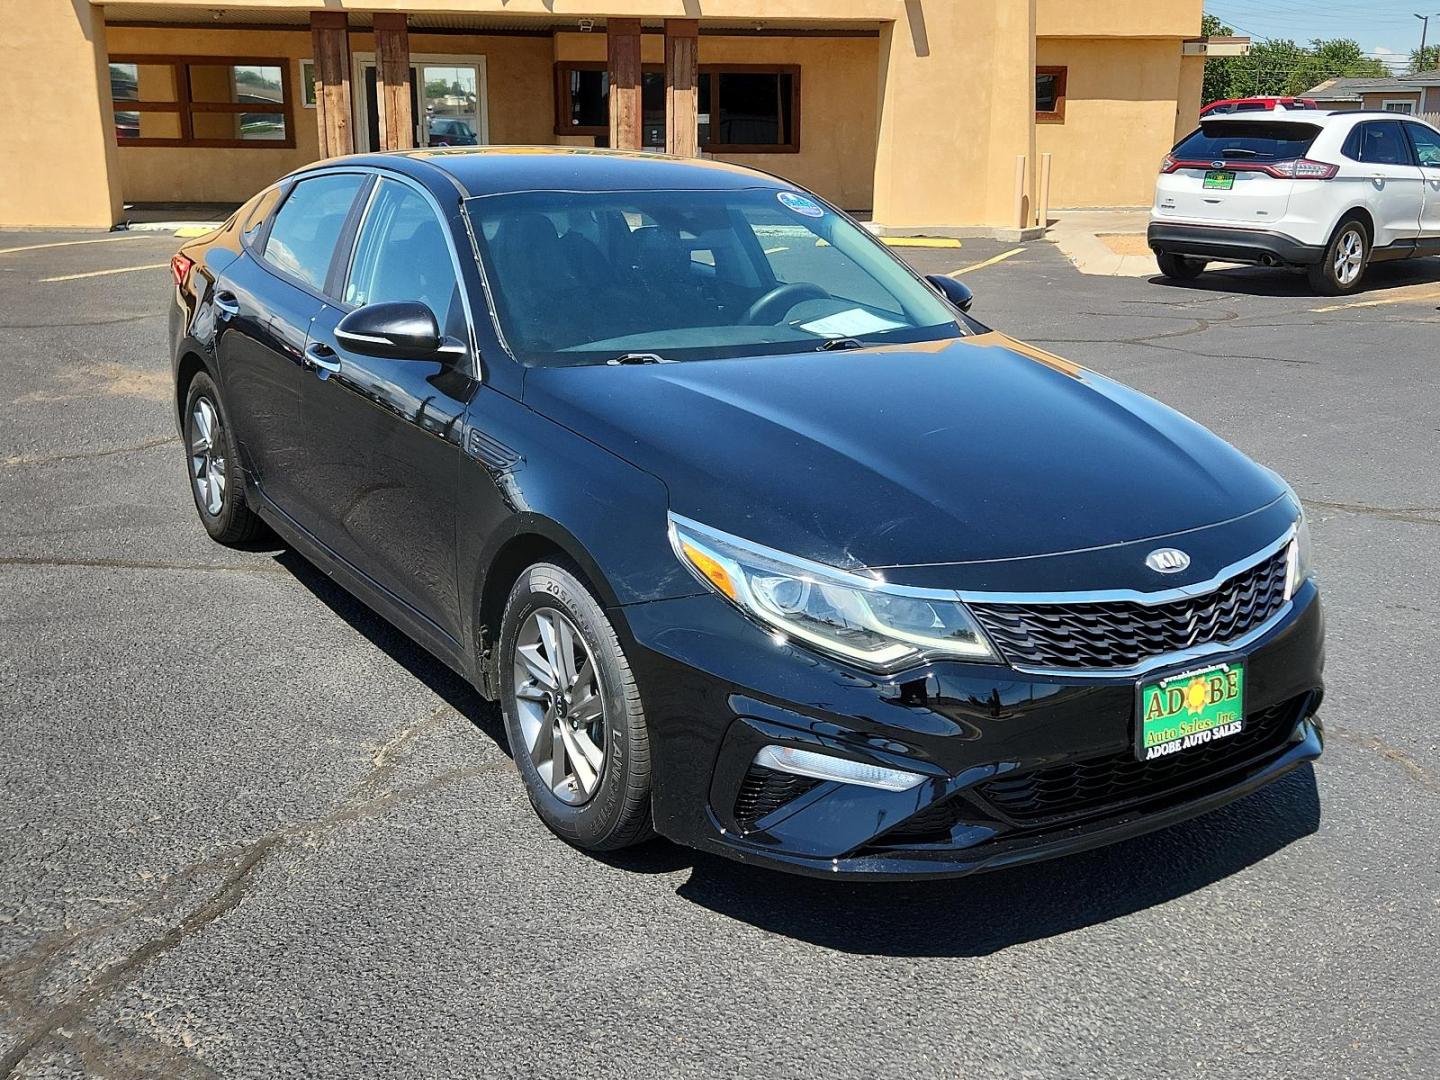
522, 333, 1285, 570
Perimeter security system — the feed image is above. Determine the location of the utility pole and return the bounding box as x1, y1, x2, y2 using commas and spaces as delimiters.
1417, 13, 1440, 71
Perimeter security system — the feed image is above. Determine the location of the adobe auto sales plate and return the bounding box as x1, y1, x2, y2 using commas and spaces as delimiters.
1136, 661, 1244, 761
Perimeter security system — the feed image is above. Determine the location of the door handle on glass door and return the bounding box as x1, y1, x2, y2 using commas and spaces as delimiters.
303, 342, 341, 375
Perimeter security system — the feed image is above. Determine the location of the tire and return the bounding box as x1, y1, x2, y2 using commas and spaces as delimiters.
499, 561, 653, 851
182, 371, 264, 545
1156, 252, 1207, 280
1308, 218, 1369, 296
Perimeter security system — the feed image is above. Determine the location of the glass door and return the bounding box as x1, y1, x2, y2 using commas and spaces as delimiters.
355, 56, 486, 151
418, 64, 481, 147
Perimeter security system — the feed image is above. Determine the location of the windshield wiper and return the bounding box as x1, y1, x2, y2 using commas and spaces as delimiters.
816, 337, 865, 351
1218, 147, 1261, 157
604, 352, 670, 365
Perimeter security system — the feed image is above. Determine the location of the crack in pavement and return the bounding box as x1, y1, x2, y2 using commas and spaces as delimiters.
0, 313, 167, 331
0, 555, 289, 576
1301, 498, 1440, 527
2, 435, 179, 468
1327, 724, 1438, 794
0, 703, 508, 1077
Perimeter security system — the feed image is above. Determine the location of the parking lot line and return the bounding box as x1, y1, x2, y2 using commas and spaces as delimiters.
881, 237, 962, 248
0, 235, 146, 257
1312, 286, 1440, 313
41, 262, 169, 283
951, 246, 1025, 276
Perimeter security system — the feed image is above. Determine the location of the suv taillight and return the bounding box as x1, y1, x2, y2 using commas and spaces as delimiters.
170, 253, 194, 288
1262, 158, 1337, 180
1160, 153, 1180, 174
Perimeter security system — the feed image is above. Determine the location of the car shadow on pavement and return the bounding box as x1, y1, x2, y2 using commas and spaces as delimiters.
1148, 257, 1440, 298
273, 548, 509, 755
644, 766, 1321, 957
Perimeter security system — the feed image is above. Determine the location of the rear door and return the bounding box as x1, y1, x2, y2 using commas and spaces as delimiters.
1340, 120, 1424, 245
1403, 122, 1440, 241
215, 171, 369, 524
1154, 120, 1319, 226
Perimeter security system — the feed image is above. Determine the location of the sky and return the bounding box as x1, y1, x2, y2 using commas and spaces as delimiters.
1205, 0, 1440, 72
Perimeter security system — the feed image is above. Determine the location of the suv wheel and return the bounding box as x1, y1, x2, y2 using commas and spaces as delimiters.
183, 371, 264, 545
1309, 219, 1369, 295
1156, 252, 1207, 280
499, 561, 653, 851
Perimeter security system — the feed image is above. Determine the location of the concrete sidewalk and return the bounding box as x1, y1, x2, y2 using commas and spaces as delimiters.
1047, 208, 1159, 277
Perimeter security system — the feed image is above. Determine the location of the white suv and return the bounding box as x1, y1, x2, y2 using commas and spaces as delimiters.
1149, 110, 1440, 294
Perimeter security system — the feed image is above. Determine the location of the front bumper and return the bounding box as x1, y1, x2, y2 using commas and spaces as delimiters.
1148, 222, 1324, 267
621, 579, 1325, 881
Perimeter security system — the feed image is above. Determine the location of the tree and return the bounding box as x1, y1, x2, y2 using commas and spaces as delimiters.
1200, 20, 1390, 104
1409, 45, 1440, 73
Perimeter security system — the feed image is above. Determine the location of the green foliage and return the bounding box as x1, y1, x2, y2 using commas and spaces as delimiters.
1408, 45, 1440, 73
1200, 17, 1390, 104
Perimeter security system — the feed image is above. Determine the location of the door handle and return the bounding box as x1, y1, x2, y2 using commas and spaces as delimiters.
303, 342, 341, 375
213, 290, 240, 317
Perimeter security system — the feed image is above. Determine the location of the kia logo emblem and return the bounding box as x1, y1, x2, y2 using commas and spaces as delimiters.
1146, 548, 1191, 574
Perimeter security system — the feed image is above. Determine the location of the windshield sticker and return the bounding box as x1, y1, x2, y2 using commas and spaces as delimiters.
777, 191, 825, 218
799, 309, 907, 338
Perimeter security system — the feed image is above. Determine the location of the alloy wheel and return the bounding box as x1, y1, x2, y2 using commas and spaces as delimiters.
512, 607, 607, 805
189, 396, 226, 517
1334, 227, 1364, 286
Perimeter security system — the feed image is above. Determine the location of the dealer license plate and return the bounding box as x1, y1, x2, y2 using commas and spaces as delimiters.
1136, 661, 1245, 762
1203, 170, 1236, 190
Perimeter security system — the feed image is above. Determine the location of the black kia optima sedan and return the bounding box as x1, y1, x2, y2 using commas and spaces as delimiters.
169, 148, 1323, 879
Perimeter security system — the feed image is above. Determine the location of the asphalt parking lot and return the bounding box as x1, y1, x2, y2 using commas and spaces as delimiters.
1, 226, 1437, 1079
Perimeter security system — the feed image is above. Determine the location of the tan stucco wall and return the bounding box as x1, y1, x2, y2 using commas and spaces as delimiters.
554, 32, 878, 210
1036, 37, 1193, 208
0, 1, 123, 228
872, 0, 1037, 231
1037, 0, 1202, 39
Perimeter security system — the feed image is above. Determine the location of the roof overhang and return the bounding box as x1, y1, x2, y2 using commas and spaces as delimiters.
1183, 36, 1251, 57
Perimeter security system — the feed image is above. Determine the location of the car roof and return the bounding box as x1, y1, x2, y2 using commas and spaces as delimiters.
1200, 109, 1434, 129
315, 146, 796, 198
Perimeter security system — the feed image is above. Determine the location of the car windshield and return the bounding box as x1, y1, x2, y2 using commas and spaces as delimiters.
1175, 121, 1322, 162
465, 186, 963, 366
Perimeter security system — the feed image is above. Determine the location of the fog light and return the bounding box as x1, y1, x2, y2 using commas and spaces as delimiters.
754, 744, 926, 792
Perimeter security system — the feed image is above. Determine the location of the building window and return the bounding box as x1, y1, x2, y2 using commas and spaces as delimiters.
109, 56, 295, 147
300, 59, 317, 108
1036, 66, 1067, 123
1382, 98, 1415, 114
554, 62, 800, 152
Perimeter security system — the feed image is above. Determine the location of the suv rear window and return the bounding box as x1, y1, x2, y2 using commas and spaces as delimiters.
1174, 121, 1322, 162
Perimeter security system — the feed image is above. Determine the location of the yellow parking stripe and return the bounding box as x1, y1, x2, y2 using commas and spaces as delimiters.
41, 262, 169, 283
0, 235, 146, 257
1311, 287, 1440, 313
951, 246, 1026, 276
881, 237, 963, 249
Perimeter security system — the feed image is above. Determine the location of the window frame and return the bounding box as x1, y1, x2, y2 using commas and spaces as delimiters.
552, 60, 802, 153
1381, 98, 1416, 115
1036, 65, 1067, 124
109, 54, 296, 148
1403, 121, 1440, 168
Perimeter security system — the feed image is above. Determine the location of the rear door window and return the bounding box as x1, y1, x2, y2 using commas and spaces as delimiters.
262, 173, 366, 292
1173, 121, 1322, 162
1343, 121, 1415, 165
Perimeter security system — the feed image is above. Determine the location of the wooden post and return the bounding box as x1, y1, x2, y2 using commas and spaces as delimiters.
310, 11, 353, 157
664, 19, 700, 157
607, 18, 643, 150
374, 13, 412, 151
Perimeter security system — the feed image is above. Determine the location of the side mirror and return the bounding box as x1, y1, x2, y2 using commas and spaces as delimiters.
336, 301, 446, 360
926, 274, 974, 312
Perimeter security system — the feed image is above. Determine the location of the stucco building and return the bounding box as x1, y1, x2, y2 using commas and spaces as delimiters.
1, 1, 1206, 233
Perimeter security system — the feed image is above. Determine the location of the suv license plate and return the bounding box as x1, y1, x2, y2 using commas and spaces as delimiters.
1203, 170, 1236, 190
1136, 661, 1245, 762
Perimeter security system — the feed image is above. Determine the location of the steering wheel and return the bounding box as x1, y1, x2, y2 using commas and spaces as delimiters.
742, 281, 830, 325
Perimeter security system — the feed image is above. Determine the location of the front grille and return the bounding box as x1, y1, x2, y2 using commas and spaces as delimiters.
977, 697, 1303, 826
733, 765, 820, 832
969, 544, 1290, 671
870, 696, 1306, 846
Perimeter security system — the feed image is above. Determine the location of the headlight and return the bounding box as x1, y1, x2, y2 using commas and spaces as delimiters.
668, 513, 998, 672
1286, 509, 1313, 598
